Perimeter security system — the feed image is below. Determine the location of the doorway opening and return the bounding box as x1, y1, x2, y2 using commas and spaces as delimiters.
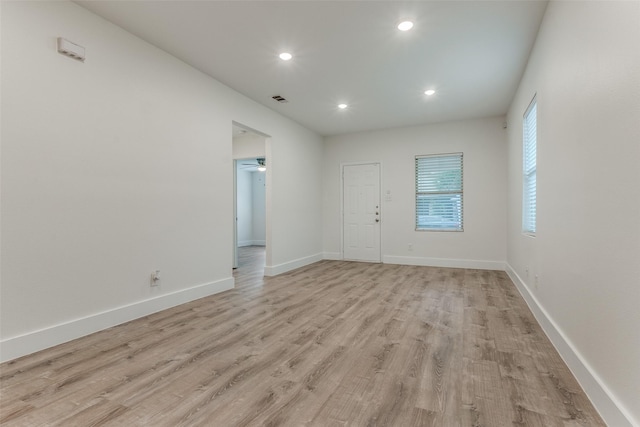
234, 246, 266, 287
232, 122, 270, 274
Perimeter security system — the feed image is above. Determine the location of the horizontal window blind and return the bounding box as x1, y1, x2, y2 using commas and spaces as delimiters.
523, 98, 537, 234
415, 153, 463, 231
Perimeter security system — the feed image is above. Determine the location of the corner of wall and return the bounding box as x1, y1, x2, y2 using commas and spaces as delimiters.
264, 253, 323, 277
322, 252, 342, 261
505, 264, 636, 427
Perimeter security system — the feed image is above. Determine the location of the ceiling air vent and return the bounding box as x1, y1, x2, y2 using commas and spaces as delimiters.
57, 37, 85, 62
272, 95, 288, 103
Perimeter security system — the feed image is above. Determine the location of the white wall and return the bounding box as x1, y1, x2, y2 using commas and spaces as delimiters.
232, 132, 266, 160
266, 125, 324, 275
506, 2, 640, 426
323, 117, 507, 269
235, 168, 265, 247
252, 172, 266, 245
0, 1, 323, 361
236, 169, 253, 246
233, 133, 266, 247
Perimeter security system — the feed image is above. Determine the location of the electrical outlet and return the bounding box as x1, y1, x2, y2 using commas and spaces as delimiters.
408, 243, 413, 251
534, 274, 539, 289
150, 270, 160, 286
525, 266, 529, 277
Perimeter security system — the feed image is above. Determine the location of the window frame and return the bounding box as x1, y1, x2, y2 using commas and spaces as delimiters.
415, 152, 464, 232
522, 96, 537, 236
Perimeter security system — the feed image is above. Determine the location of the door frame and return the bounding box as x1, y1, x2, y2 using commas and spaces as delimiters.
233, 159, 238, 269
340, 161, 382, 262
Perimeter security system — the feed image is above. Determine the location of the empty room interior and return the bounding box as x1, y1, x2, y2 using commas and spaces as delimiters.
1, 1, 639, 426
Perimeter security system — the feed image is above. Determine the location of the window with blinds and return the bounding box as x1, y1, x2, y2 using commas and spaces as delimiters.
523, 97, 537, 235
415, 153, 463, 231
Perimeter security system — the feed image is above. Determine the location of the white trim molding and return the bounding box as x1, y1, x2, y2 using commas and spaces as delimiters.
384, 255, 504, 271
505, 264, 636, 427
0, 277, 235, 363
322, 252, 342, 261
264, 253, 323, 276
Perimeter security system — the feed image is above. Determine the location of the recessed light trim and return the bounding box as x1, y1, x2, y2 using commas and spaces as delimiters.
397, 21, 414, 31
424, 89, 436, 96
279, 52, 293, 61
338, 103, 348, 109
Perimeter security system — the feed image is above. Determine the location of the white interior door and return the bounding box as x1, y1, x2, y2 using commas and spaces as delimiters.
343, 163, 381, 262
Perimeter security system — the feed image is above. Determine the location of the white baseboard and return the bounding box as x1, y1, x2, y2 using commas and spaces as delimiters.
0, 277, 234, 363
322, 252, 342, 260
383, 255, 505, 271
264, 253, 323, 276
505, 264, 636, 427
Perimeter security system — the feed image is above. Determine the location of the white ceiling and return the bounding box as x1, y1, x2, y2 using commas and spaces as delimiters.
76, 1, 548, 136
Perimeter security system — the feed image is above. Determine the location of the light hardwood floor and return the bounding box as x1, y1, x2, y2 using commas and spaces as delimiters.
0, 247, 605, 426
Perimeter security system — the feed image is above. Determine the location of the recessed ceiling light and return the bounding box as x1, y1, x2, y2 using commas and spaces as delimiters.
279, 52, 292, 61
424, 89, 436, 96
338, 103, 348, 109
397, 21, 414, 31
